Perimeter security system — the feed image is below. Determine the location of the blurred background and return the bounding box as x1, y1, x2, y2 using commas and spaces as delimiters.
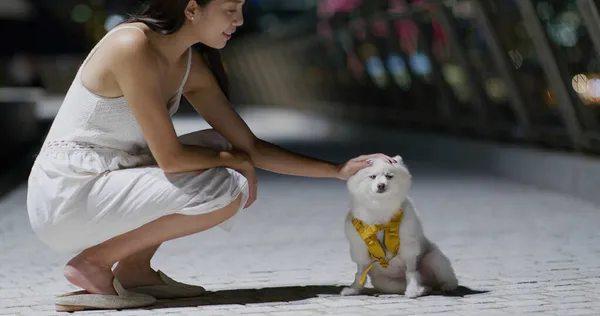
2, 0, 600, 184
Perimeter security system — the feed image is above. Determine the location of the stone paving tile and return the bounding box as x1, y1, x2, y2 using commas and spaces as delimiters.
1, 166, 600, 316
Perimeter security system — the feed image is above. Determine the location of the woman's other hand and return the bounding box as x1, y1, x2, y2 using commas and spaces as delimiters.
227, 149, 257, 209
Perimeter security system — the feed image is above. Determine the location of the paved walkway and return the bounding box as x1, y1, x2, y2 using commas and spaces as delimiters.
2, 159, 600, 315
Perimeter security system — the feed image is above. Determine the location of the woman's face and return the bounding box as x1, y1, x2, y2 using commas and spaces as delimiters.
190, 0, 245, 49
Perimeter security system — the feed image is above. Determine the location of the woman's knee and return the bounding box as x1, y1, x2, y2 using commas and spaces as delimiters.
217, 193, 245, 220
190, 193, 244, 228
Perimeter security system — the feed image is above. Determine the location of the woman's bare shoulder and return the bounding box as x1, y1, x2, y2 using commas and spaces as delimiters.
103, 26, 159, 70
81, 24, 160, 97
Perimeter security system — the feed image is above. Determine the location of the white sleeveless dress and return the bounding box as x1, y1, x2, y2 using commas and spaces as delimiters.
26, 26, 249, 254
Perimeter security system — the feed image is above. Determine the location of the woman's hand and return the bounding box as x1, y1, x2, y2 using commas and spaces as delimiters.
228, 149, 257, 209
336, 153, 397, 181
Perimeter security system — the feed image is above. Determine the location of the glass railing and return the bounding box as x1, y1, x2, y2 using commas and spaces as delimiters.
290, 0, 600, 153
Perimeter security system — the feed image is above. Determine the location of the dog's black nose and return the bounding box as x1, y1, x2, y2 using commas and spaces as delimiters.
377, 183, 386, 191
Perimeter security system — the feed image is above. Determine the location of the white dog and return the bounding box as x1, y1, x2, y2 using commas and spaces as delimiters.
341, 155, 458, 298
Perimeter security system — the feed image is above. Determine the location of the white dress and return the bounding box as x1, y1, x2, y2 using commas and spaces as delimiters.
26, 26, 249, 254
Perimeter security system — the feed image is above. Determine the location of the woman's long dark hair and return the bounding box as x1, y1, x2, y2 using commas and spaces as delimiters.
121, 0, 230, 99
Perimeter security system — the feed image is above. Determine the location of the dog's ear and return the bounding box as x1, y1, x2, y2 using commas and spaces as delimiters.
392, 155, 403, 164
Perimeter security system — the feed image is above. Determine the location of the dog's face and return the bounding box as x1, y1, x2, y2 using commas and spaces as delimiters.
347, 155, 412, 203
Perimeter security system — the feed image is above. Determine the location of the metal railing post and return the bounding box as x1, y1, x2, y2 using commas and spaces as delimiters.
431, 3, 491, 127
577, 0, 600, 59
471, 0, 535, 139
515, 0, 589, 149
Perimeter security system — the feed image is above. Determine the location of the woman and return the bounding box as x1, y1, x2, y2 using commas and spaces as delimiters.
27, 0, 395, 311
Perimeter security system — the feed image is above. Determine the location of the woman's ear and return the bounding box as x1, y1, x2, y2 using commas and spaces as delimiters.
185, 0, 198, 21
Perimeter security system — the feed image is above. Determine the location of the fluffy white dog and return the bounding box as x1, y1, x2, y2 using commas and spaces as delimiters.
341, 155, 458, 298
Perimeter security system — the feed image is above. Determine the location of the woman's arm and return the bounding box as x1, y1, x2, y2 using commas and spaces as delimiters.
183, 51, 394, 180
251, 139, 342, 178
185, 84, 342, 178
107, 31, 250, 174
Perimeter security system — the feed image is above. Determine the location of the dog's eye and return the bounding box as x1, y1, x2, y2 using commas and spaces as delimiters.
385, 174, 394, 179
369, 175, 376, 179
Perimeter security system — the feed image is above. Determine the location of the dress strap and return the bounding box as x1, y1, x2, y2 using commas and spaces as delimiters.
80, 26, 146, 70
177, 48, 193, 93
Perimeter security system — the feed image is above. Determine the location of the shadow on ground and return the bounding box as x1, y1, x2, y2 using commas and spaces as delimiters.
143, 285, 488, 310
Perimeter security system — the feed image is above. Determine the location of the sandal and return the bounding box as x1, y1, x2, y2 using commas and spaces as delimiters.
55, 278, 156, 312
127, 270, 206, 299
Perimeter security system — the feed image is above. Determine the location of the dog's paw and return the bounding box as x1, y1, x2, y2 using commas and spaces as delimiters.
405, 284, 428, 298
340, 287, 361, 296
440, 280, 458, 292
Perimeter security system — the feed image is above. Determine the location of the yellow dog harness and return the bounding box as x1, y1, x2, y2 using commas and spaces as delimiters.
351, 209, 404, 286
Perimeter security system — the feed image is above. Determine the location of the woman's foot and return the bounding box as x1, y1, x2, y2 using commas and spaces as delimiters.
112, 264, 166, 289
64, 255, 117, 295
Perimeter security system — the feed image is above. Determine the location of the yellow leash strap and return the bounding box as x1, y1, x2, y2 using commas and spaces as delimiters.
358, 260, 378, 286
384, 211, 403, 254
352, 209, 404, 287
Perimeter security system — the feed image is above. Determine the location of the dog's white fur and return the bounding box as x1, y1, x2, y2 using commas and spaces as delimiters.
341, 155, 458, 298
